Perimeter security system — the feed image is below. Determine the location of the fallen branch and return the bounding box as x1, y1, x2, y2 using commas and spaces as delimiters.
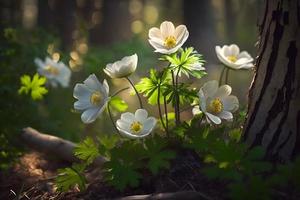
116, 191, 213, 200
21, 127, 106, 166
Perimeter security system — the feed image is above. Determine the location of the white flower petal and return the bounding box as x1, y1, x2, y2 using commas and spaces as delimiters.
214, 85, 232, 98
198, 90, 207, 112
149, 27, 162, 40
201, 80, 219, 98
135, 109, 148, 122
116, 119, 130, 131
206, 112, 221, 124
240, 63, 254, 69
238, 51, 252, 59
222, 95, 239, 112
174, 25, 188, 42
222, 45, 231, 57
120, 112, 135, 123
229, 44, 240, 56
73, 83, 92, 100
218, 111, 233, 120
84, 74, 102, 91
143, 117, 156, 131
160, 21, 175, 38
103, 79, 109, 94
81, 107, 101, 124
74, 100, 92, 110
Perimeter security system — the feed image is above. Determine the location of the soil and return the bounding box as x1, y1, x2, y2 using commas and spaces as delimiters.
0, 150, 225, 200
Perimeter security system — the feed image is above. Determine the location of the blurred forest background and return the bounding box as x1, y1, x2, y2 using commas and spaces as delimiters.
0, 0, 260, 168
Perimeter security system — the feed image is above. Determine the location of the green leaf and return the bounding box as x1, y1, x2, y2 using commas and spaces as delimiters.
18, 73, 48, 100
135, 69, 171, 105
103, 141, 144, 191
145, 136, 176, 175
74, 137, 100, 165
166, 47, 206, 79
109, 96, 128, 112
104, 160, 142, 191
55, 163, 86, 192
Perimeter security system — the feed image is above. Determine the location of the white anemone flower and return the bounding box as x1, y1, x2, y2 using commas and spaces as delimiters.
104, 54, 138, 78
193, 80, 239, 125
35, 57, 71, 87
215, 44, 254, 69
73, 74, 109, 124
116, 109, 157, 139
148, 21, 189, 54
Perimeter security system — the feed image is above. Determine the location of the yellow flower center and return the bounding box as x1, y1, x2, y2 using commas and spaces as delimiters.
44, 65, 59, 75
130, 121, 143, 134
208, 98, 223, 114
90, 91, 103, 106
227, 55, 237, 63
164, 36, 177, 49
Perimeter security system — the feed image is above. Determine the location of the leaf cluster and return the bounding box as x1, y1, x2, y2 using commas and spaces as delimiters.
18, 73, 48, 100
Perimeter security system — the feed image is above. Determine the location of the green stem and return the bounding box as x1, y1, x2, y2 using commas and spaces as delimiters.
175, 67, 181, 124
225, 68, 230, 84
219, 65, 226, 85
163, 95, 169, 138
157, 84, 167, 134
171, 70, 180, 126
107, 103, 121, 135
111, 87, 130, 97
125, 77, 143, 109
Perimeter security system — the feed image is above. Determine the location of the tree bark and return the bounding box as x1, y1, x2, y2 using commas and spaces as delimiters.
244, 0, 300, 161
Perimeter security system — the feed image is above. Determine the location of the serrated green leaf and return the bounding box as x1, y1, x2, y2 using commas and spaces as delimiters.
135, 69, 171, 105
18, 73, 48, 100
55, 163, 86, 192
144, 137, 176, 175
74, 137, 99, 165
166, 47, 206, 79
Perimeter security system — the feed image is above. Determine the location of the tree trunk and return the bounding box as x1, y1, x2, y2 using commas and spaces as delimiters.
244, 0, 300, 161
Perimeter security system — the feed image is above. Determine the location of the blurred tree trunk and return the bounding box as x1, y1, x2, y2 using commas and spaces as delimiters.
90, 0, 131, 45
183, 0, 217, 62
244, 0, 300, 161
224, 0, 236, 42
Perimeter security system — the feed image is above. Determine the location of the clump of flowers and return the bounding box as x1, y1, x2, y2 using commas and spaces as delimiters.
56, 21, 252, 192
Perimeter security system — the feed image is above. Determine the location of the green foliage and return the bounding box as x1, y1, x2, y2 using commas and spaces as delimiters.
144, 137, 176, 175
103, 141, 144, 191
74, 137, 100, 165
135, 68, 171, 105
55, 163, 87, 192
165, 47, 206, 78
109, 96, 128, 112
18, 73, 48, 100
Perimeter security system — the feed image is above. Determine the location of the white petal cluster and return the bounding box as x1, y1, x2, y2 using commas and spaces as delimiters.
35, 57, 71, 87
148, 21, 189, 54
104, 54, 138, 78
215, 44, 254, 69
193, 80, 239, 124
73, 74, 109, 124
116, 109, 156, 139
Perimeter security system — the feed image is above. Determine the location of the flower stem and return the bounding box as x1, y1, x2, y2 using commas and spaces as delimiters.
157, 84, 168, 135
107, 103, 121, 135
111, 87, 130, 97
125, 77, 143, 109
163, 95, 169, 138
171, 70, 180, 126
225, 68, 230, 84
219, 65, 226, 85
175, 67, 181, 124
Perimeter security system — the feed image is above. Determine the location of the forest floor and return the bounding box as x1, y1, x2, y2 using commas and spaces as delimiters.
0, 150, 225, 200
